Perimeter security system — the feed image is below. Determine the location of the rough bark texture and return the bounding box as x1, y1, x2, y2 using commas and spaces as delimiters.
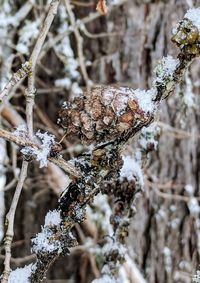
1, 0, 200, 282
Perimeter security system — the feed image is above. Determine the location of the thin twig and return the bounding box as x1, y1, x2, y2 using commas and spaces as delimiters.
1, 161, 28, 283
0, 127, 80, 178
64, 0, 92, 90
0, 0, 60, 101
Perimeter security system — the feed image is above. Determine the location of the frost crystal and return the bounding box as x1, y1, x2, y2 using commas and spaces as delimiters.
44, 210, 61, 227
8, 264, 34, 283
193, 270, 200, 282
133, 88, 156, 113
21, 131, 55, 168
120, 155, 144, 187
32, 210, 61, 254
32, 227, 61, 253
185, 7, 200, 31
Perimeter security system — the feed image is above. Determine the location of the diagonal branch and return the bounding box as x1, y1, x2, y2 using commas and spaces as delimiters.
0, 0, 60, 101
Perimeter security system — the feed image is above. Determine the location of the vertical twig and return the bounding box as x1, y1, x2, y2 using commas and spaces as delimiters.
1, 161, 28, 283
0, 138, 6, 244
64, 0, 92, 90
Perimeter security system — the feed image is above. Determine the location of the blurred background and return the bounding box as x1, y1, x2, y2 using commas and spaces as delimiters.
0, 0, 200, 282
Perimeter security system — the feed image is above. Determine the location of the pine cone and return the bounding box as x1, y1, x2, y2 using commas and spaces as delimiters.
59, 86, 155, 145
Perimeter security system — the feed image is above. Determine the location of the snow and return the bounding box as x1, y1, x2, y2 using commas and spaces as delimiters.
32, 210, 61, 254
120, 155, 144, 187
44, 210, 61, 227
154, 56, 179, 85
102, 240, 126, 257
32, 227, 61, 253
55, 77, 71, 89
193, 270, 200, 283
163, 247, 172, 273
133, 89, 156, 113
16, 20, 40, 55
21, 131, 55, 168
31, 210, 61, 253
71, 82, 83, 96
185, 7, 200, 31
103, 86, 155, 115
92, 274, 116, 283
187, 197, 200, 217
8, 264, 34, 283
185, 184, 194, 196
118, 266, 130, 283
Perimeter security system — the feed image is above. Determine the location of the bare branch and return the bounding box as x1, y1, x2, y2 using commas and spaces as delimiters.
0, 0, 60, 101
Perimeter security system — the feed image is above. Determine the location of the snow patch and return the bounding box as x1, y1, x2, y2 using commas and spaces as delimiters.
21, 131, 55, 168
185, 7, 200, 31
32, 210, 61, 254
44, 210, 61, 227
187, 197, 200, 217
154, 56, 179, 85
8, 264, 34, 283
133, 88, 156, 113
120, 155, 144, 187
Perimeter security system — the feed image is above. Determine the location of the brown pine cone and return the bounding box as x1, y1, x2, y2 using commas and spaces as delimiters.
59, 86, 155, 145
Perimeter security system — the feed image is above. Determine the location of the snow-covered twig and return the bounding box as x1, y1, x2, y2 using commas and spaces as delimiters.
0, 127, 80, 177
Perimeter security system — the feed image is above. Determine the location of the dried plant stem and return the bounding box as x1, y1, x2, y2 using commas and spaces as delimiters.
1, 104, 70, 194
64, 0, 92, 89
26, 70, 36, 139
1, 161, 28, 283
0, 128, 80, 178
0, 0, 60, 101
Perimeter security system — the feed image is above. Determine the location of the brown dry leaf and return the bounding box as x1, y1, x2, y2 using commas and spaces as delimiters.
96, 0, 108, 14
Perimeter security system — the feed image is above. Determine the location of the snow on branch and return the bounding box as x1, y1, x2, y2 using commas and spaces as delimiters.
31, 210, 61, 254
21, 131, 55, 168
8, 264, 34, 283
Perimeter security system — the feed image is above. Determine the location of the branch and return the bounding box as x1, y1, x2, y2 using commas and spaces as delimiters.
0, 0, 60, 101
1, 162, 28, 283
64, 0, 92, 89
0, 127, 80, 178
